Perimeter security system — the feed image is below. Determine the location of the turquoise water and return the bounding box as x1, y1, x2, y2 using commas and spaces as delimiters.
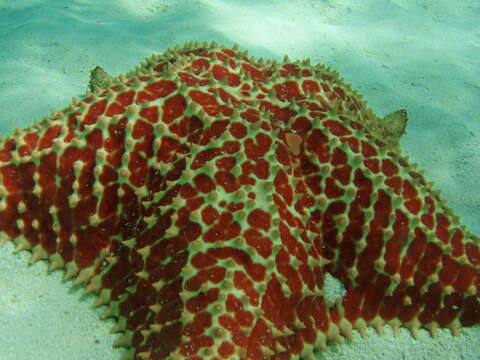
0, 1, 478, 359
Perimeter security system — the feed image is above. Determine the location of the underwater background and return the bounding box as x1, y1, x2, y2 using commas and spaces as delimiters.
0, 0, 478, 359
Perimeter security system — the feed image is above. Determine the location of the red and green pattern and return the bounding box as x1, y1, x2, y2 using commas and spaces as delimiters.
1, 41, 479, 360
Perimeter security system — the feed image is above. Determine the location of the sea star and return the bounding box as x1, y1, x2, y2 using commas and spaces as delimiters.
0, 41, 479, 360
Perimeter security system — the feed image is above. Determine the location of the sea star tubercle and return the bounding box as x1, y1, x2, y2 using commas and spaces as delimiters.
0, 41, 479, 360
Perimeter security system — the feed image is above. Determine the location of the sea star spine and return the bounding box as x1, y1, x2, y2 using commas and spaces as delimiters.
0, 41, 479, 360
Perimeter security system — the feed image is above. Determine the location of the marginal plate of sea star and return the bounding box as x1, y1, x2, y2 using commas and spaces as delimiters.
0, 41, 478, 360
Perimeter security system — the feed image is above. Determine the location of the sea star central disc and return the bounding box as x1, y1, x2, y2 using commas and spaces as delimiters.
1, 41, 479, 360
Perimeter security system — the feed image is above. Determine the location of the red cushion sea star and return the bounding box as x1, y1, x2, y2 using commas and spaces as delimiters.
0, 41, 479, 360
